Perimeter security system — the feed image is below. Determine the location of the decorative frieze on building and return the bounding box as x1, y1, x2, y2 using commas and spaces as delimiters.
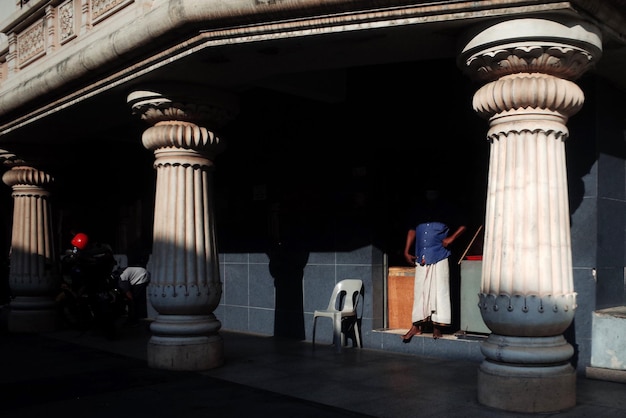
3, 0, 134, 72
59, 0, 76, 44
17, 19, 45, 67
91, 0, 133, 24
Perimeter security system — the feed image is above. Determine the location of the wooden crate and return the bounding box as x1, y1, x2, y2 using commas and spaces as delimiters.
387, 267, 414, 329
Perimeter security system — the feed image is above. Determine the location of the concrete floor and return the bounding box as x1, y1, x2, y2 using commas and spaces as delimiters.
1, 318, 626, 417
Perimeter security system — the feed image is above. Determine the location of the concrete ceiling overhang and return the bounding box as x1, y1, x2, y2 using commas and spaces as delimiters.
0, 0, 623, 170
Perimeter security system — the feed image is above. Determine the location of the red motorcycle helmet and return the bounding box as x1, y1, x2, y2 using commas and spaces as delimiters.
71, 232, 89, 250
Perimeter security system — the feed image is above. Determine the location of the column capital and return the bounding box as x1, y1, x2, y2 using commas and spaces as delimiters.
0, 148, 26, 167
473, 74, 585, 127
2, 165, 54, 190
458, 17, 603, 83
127, 85, 239, 127
127, 85, 238, 158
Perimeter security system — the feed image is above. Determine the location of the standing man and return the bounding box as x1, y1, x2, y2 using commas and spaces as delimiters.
117, 257, 151, 326
401, 189, 466, 341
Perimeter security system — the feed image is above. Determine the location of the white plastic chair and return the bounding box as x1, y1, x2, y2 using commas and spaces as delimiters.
312, 279, 363, 351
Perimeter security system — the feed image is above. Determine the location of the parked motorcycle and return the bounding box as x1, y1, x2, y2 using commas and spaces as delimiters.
57, 233, 125, 339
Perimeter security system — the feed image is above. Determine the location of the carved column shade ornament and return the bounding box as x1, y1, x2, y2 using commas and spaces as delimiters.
458, 17, 602, 413
128, 86, 238, 371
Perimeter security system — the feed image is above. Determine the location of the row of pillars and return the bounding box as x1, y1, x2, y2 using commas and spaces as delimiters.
0, 15, 603, 413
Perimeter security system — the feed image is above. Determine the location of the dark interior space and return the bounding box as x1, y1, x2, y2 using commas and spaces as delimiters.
0, 57, 490, 313
216, 58, 489, 262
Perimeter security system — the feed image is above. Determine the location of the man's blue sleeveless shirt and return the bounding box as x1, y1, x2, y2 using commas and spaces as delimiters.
415, 221, 450, 265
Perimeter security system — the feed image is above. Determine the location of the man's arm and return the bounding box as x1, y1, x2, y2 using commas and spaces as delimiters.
404, 229, 417, 265
443, 225, 467, 248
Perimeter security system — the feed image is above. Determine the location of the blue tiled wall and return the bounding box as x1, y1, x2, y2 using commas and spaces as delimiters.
215, 243, 483, 361
217, 244, 384, 343
568, 77, 626, 372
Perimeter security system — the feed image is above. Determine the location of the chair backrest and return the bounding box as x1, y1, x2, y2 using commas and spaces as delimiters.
326, 279, 363, 313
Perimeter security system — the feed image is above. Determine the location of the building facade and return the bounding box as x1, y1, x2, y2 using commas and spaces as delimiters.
0, 0, 625, 413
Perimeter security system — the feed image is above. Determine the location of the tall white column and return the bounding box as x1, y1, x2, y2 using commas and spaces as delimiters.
3, 164, 59, 332
128, 86, 238, 371
458, 17, 602, 413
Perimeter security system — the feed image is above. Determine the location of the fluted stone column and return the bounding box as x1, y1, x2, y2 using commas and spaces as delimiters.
128, 86, 238, 371
3, 164, 59, 332
458, 18, 602, 413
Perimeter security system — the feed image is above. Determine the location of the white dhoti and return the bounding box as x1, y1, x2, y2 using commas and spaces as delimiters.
411, 257, 451, 326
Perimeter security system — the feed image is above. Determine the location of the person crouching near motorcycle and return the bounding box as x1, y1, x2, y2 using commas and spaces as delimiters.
116, 255, 151, 327
57, 232, 92, 329
59, 232, 120, 338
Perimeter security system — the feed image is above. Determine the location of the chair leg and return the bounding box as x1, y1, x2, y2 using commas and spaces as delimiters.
343, 318, 361, 348
354, 320, 362, 348
334, 314, 342, 352
312, 317, 317, 348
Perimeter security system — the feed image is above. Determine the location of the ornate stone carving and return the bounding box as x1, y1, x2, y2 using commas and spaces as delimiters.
128, 88, 238, 159
141, 122, 223, 156
479, 293, 577, 336
2, 165, 54, 189
92, 0, 136, 24
463, 43, 597, 83
0, 149, 26, 166
59, 0, 76, 44
128, 89, 239, 127
472, 74, 585, 119
459, 18, 603, 83
17, 19, 45, 67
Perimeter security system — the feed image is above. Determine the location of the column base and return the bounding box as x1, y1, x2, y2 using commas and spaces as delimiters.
478, 361, 576, 413
8, 309, 58, 333
147, 334, 224, 371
